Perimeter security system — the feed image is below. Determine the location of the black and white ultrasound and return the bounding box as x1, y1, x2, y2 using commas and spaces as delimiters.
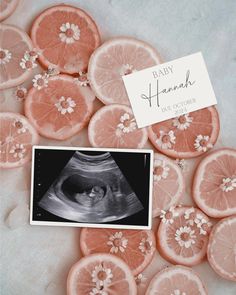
32, 148, 151, 227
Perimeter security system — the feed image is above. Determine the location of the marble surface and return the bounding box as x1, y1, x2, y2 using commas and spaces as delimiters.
1, 1, 236, 294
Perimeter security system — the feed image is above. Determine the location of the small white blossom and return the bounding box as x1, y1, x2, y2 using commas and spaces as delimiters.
160, 207, 179, 224
184, 207, 195, 226
107, 231, 128, 253
13, 119, 27, 134
138, 238, 153, 253
91, 264, 113, 287
46, 65, 60, 76
32, 74, 49, 90
156, 130, 176, 150
135, 273, 147, 287
9, 144, 26, 159
55, 96, 76, 115
117, 113, 137, 133
175, 226, 196, 248
59, 22, 80, 44
0, 48, 12, 64
74, 71, 89, 86
197, 218, 212, 236
153, 159, 170, 181
20, 53, 37, 70
220, 177, 236, 192
194, 135, 213, 152
14, 86, 27, 101
172, 113, 193, 130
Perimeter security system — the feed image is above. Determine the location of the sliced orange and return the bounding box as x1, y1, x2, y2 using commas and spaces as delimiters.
0, 112, 39, 168
0, 0, 19, 21
80, 228, 156, 276
31, 4, 101, 74
88, 37, 162, 105
148, 107, 220, 158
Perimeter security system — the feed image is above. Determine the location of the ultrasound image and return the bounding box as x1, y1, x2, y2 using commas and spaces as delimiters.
38, 151, 144, 223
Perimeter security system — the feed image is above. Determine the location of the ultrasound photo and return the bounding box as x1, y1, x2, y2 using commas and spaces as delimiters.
30, 146, 153, 229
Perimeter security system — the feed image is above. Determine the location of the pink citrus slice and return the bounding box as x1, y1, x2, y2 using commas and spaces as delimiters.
207, 215, 236, 281
88, 104, 148, 148
152, 153, 184, 217
0, 0, 19, 21
193, 148, 236, 218
148, 107, 220, 159
24, 74, 95, 140
80, 228, 156, 276
0, 24, 33, 90
0, 112, 39, 168
157, 206, 211, 266
67, 253, 137, 295
31, 4, 101, 74
145, 265, 207, 295
88, 37, 162, 105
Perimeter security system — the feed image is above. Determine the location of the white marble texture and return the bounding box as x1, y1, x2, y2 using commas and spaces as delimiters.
1, 0, 236, 294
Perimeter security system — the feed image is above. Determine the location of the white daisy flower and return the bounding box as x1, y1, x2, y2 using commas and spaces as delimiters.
32, 74, 49, 90
172, 113, 193, 130
153, 159, 170, 181
135, 273, 147, 287
107, 231, 128, 253
0, 48, 12, 64
91, 264, 113, 287
90, 288, 108, 295
9, 144, 26, 159
55, 96, 76, 115
24, 49, 39, 61
175, 226, 196, 248
13, 119, 27, 134
20, 53, 37, 70
156, 130, 176, 150
194, 135, 213, 152
14, 86, 27, 101
120, 64, 137, 76
220, 177, 236, 192
184, 207, 195, 226
197, 218, 212, 236
74, 71, 89, 86
160, 206, 179, 224
117, 113, 137, 133
171, 290, 186, 295
59, 22, 80, 44
138, 238, 153, 253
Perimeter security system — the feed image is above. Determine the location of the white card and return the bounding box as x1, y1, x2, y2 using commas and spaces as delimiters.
122, 52, 217, 128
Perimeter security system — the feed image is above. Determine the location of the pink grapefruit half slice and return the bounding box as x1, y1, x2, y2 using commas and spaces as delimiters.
0, 112, 39, 168
88, 104, 148, 148
31, 4, 101, 74
88, 37, 162, 105
0, 0, 19, 21
0, 24, 33, 90
67, 253, 137, 295
80, 228, 156, 276
145, 265, 207, 295
24, 74, 95, 140
157, 206, 211, 266
148, 107, 220, 159
152, 153, 184, 217
193, 148, 236, 218
207, 215, 236, 281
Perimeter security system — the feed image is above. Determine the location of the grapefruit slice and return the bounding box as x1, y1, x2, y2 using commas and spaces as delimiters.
80, 228, 156, 276
193, 148, 236, 218
0, 0, 19, 21
24, 74, 95, 140
0, 24, 33, 90
0, 112, 39, 168
157, 206, 211, 266
88, 37, 162, 105
67, 253, 137, 295
148, 107, 220, 158
31, 4, 101, 74
207, 216, 236, 281
152, 153, 184, 217
145, 265, 207, 295
88, 104, 148, 148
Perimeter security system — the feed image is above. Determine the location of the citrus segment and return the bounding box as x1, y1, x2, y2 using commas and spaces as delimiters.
145, 265, 207, 295
207, 216, 236, 281
80, 228, 156, 276
67, 253, 137, 295
88, 104, 148, 148
0, 112, 39, 168
24, 74, 95, 140
0, 24, 33, 90
152, 153, 184, 217
0, 0, 19, 21
31, 4, 101, 74
148, 107, 220, 158
193, 148, 236, 218
157, 206, 211, 266
88, 37, 162, 105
